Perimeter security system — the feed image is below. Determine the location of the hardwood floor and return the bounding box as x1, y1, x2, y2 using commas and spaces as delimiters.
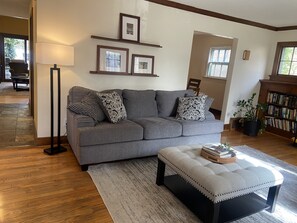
0, 130, 296, 222
222, 130, 297, 166
0, 145, 113, 223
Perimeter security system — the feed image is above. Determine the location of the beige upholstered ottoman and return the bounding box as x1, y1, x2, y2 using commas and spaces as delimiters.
156, 145, 284, 223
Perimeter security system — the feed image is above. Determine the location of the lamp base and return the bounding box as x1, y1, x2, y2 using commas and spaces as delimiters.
44, 146, 67, 155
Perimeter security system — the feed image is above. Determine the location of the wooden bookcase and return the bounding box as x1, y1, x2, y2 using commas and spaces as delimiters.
259, 79, 297, 145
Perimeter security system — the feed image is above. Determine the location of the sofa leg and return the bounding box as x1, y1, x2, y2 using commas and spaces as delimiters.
81, 164, 88, 171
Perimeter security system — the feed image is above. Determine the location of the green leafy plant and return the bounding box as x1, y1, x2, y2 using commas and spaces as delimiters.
233, 93, 266, 121
233, 93, 267, 133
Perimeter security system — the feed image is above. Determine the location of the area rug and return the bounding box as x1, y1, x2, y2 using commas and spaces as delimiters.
0, 82, 29, 96
88, 145, 297, 223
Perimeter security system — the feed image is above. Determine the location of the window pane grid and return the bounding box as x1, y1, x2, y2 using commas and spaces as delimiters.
278, 47, 297, 75
207, 48, 231, 78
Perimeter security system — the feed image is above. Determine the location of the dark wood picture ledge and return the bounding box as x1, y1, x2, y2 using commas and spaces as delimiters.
91, 35, 162, 48
90, 71, 159, 77
145, 0, 297, 31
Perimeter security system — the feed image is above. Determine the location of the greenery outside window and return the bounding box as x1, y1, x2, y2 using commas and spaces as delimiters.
272, 42, 297, 76
207, 47, 231, 78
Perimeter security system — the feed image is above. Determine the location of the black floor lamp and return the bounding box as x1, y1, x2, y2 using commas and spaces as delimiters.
36, 43, 74, 155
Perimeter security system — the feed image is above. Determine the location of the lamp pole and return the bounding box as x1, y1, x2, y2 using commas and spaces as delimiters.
43, 64, 67, 155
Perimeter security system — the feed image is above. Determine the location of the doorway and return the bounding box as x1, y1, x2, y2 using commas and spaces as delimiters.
187, 31, 237, 120
0, 33, 34, 148
0, 34, 29, 83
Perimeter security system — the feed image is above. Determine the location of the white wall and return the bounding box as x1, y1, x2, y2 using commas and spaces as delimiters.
36, 0, 276, 137
0, 0, 30, 18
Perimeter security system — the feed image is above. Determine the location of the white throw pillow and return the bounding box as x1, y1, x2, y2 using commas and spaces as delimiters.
176, 94, 207, 121
97, 91, 127, 123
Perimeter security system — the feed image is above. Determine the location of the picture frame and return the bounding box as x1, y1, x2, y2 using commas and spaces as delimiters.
131, 54, 155, 75
96, 45, 129, 74
120, 13, 140, 42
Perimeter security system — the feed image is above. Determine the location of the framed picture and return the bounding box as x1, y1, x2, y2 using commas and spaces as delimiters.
97, 45, 129, 74
131, 54, 155, 75
120, 13, 140, 42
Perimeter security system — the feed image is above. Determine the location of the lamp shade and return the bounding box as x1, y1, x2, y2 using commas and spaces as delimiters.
36, 42, 74, 66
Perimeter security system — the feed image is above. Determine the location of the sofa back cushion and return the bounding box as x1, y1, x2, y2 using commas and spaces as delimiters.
156, 90, 195, 117
123, 89, 158, 119
68, 86, 94, 104
68, 91, 106, 123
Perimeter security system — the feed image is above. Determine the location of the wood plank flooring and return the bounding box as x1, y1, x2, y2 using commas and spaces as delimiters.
0, 130, 296, 222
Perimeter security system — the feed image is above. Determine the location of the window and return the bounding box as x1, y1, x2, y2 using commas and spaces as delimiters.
1, 34, 29, 81
273, 42, 297, 76
207, 47, 231, 78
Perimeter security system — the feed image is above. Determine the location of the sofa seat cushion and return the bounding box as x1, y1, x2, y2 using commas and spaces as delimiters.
79, 120, 143, 146
166, 117, 224, 136
132, 117, 182, 140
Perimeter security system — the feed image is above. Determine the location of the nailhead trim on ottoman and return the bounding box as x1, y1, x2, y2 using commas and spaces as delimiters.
158, 145, 284, 203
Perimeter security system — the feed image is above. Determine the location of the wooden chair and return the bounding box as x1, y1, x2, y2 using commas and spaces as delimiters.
187, 78, 201, 95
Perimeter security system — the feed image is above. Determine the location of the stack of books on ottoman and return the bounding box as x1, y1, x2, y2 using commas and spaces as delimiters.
201, 144, 236, 164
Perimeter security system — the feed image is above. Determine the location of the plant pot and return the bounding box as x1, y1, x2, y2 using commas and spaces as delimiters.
243, 120, 260, 136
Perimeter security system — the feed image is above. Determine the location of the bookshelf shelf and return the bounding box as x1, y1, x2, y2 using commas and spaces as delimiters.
259, 79, 297, 146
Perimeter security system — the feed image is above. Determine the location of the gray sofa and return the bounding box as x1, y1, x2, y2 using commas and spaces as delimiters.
67, 86, 224, 170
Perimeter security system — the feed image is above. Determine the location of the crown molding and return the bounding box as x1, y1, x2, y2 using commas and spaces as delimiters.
146, 0, 297, 32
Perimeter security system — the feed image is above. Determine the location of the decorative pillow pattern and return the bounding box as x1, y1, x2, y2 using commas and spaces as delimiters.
97, 91, 127, 123
176, 94, 208, 121
67, 92, 105, 123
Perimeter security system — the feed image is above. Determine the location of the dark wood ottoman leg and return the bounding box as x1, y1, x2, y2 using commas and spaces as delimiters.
211, 202, 220, 223
156, 159, 166, 185
266, 185, 281, 213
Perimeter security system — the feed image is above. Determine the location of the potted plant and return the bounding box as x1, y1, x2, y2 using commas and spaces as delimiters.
233, 93, 267, 136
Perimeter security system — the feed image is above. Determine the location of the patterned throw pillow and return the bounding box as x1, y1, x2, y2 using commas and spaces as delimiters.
176, 94, 208, 121
97, 91, 127, 123
67, 92, 105, 123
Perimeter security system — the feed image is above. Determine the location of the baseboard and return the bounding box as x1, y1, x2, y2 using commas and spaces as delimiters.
35, 136, 68, 146
224, 124, 230, 130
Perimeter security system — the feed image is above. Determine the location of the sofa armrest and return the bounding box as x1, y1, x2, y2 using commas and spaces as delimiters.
67, 110, 95, 128
205, 111, 216, 120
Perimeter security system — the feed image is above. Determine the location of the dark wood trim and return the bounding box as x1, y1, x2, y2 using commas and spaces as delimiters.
96, 45, 129, 74
91, 35, 162, 48
271, 41, 297, 79
224, 124, 230, 131
276, 26, 297, 31
269, 75, 297, 84
29, 8, 34, 117
35, 136, 68, 146
131, 54, 155, 76
90, 70, 159, 77
119, 13, 140, 43
145, 0, 297, 31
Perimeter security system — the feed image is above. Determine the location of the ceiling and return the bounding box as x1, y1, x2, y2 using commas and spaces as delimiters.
0, 0, 31, 18
1, 0, 297, 28
171, 0, 297, 28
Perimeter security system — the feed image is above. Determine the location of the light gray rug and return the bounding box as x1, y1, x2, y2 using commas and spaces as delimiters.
88, 145, 297, 223
0, 82, 29, 96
